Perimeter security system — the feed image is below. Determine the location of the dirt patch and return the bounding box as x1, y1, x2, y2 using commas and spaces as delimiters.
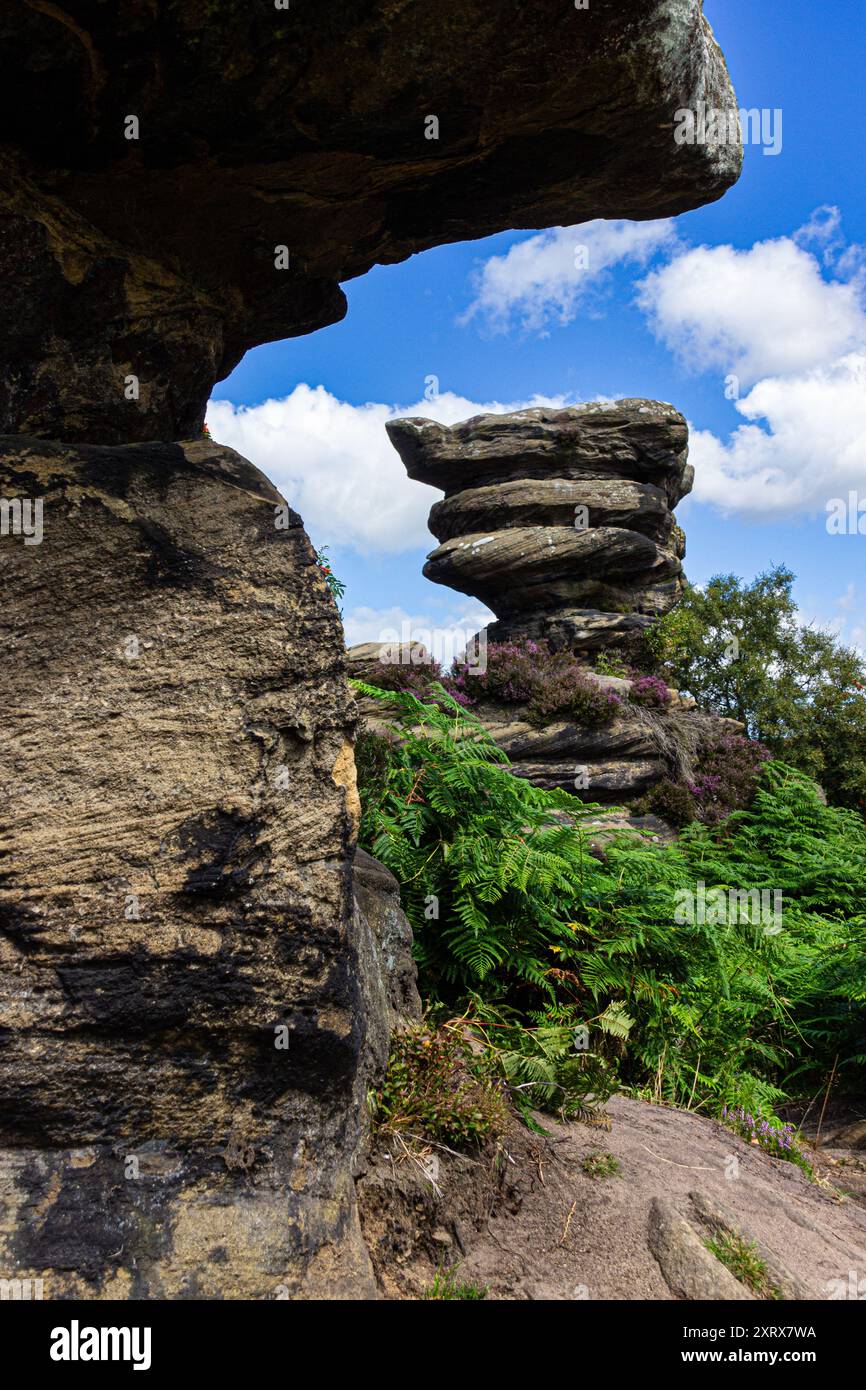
359, 1095, 866, 1300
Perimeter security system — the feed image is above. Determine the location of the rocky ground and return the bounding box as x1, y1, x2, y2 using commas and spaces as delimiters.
360, 1095, 866, 1301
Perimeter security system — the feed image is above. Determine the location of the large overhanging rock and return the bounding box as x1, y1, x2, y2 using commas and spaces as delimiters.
1, 1, 740, 442
387, 400, 691, 653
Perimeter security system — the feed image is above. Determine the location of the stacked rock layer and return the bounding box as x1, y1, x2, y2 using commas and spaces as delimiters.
387, 401, 691, 655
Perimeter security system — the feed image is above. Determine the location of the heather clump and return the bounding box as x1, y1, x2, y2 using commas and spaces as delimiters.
689, 732, 771, 825
636, 731, 770, 827
447, 638, 623, 727
721, 1105, 811, 1174
363, 653, 443, 696
447, 639, 540, 704
526, 669, 623, 727
634, 777, 699, 827
629, 674, 673, 709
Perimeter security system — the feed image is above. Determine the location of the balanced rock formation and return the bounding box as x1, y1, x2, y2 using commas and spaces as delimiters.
0, 2, 740, 1298
387, 401, 691, 656
381, 401, 722, 803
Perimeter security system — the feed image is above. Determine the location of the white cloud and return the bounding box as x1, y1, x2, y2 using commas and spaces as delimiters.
794, 204, 847, 267
208, 208, 866, 540
343, 604, 494, 666
687, 351, 866, 518
625, 211, 866, 522
207, 385, 573, 554
637, 234, 866, 387
461, 219, 677, 335
831, 586, 866, 655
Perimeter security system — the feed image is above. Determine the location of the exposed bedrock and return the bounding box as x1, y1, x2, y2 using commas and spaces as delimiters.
1, 2, 740, 442
387, 400, 691, 654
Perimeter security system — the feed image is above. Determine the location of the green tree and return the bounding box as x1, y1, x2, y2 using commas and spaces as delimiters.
651, 565, 866, 812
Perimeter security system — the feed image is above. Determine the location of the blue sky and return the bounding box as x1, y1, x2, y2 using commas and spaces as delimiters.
210, 0, 866, 660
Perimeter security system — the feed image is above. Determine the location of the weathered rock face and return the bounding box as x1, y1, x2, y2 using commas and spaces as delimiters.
353, 851, 423, 1039
0, 2, 740, 442
480, 704, 669, 800
387, 401, 691, 654
0, 437, 411, 1297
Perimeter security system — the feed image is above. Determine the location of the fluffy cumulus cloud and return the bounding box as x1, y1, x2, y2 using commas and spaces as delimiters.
342, 603, 495, 665
460, 219, 678, 334
636, 232, 866, 387
209, 209, 866, 545
207, 386, 574, 554
634, 209, 866, 521
687, 352, 866, 518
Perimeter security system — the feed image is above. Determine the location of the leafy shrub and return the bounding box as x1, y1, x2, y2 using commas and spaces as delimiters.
593, 650, 631, 679
610, 627, 660, 676
651, 565, 866, 812
371, 1023, 507, 1149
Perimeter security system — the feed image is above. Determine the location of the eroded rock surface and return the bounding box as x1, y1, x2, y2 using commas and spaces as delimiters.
0, 438, 378, 1297
353, 849, 423, 1040
1, 2, 740, 441
480, 704, 669, 800
387, 401, 691, 655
